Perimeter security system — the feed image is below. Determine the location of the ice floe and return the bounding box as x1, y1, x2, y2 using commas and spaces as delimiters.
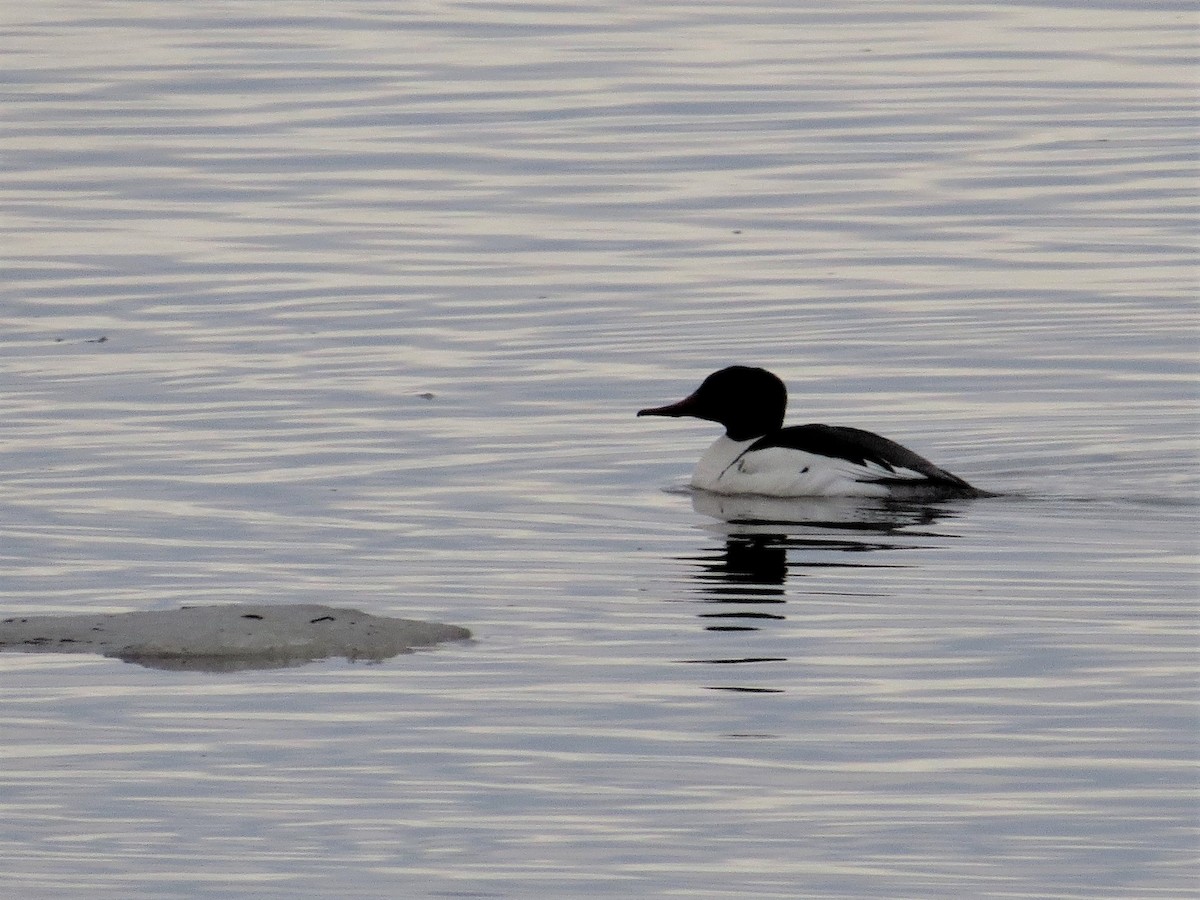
0, 604, 471, 672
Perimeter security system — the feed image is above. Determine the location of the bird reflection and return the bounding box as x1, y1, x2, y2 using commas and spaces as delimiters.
689, 535, 787, 632
688, 490, 956, 533
675, 490, 969, 694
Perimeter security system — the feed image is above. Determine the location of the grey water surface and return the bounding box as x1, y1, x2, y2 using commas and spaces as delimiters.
2, 1, 1197, 898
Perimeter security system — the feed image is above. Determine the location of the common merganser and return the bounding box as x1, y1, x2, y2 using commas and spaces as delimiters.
638, 366, 985, 499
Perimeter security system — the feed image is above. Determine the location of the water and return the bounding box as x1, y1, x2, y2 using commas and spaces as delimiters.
2, 1, 1197, 897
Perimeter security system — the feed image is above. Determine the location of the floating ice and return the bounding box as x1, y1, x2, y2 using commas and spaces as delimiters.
0, 604, 471, 672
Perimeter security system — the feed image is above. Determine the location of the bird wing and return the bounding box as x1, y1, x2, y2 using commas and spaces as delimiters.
745, 424, 973, 489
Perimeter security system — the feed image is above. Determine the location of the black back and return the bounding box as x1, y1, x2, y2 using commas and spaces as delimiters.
749, 424, 979, 492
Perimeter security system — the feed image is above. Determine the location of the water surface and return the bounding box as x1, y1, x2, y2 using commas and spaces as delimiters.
1, 1, 1197, 897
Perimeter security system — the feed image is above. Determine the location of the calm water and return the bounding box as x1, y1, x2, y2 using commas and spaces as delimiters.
2, 1, 1197, 897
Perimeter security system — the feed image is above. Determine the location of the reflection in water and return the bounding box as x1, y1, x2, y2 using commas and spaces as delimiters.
689, 535, 787, 630
689, 490, 961, 533
678, 490, 969, 693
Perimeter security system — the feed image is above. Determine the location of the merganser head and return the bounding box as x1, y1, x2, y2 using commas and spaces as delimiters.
637, 366, 787, 441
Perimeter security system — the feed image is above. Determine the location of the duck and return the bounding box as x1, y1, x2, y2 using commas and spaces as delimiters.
638, 366, 985, 499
